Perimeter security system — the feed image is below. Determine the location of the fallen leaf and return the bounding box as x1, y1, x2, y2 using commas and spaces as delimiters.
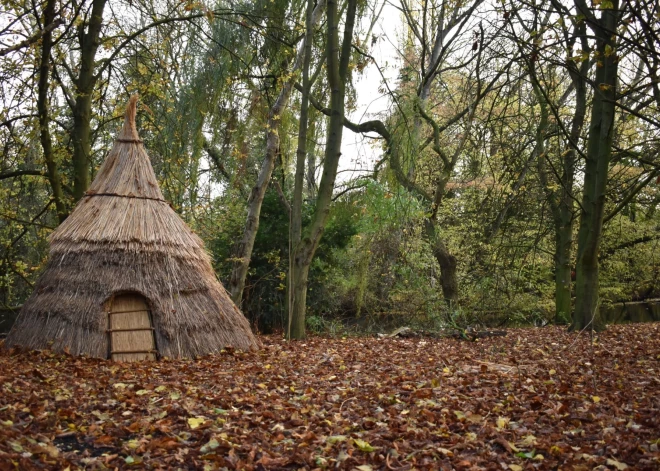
606, 458, 629, 470
187, 417, 206, 429
200, 438, 219, 453
326, 435, 347, 444
354, 438, 375, 452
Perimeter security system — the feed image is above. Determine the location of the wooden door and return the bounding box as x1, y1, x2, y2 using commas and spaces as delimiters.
108, 293, 156, 361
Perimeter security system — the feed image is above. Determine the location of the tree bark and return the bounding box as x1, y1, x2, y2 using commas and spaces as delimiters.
425, 220, 458, 304
306, 106, 318, 198
37, 0, 67, 223
288, 0, 358, 339
71, 0, 107, 201
228, 0, 327, 306
287, 0, 315, 338
571, 0, 620, 332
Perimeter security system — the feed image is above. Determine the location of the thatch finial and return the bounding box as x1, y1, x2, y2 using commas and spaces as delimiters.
118, 94, 141, 141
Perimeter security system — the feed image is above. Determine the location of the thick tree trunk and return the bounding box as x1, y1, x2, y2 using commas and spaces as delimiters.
434, 239, 458, 304
71, 0, 107, 201
424, 219, 458, 305
37, 0, 67, 222
229, 0, 327, 306
571, 0, 619, 332
288, 0, 358, 339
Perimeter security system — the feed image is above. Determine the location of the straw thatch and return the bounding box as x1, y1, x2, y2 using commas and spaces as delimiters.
5, 95, 259, 359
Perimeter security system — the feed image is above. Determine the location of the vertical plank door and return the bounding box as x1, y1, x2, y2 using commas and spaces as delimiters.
108, 293, 156, 361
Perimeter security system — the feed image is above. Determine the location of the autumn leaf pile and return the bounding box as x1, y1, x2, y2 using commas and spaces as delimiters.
1, 324, 659, 470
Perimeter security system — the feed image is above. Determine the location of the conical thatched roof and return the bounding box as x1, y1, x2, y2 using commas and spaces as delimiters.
5, 96, 258, 358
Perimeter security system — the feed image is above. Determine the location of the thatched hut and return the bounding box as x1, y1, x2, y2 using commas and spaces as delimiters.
5, 96, 258, 360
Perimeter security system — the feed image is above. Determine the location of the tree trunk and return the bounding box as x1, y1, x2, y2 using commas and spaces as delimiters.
287, 0, 315, 338
71, 0, 107, 201
434, 238, 458, 304
306, 107, 318, 198
290, 255, 310, 339
288, 0, 358, 339
554, 34, 588, 324
571, 0, 620, 332
554, 225, 572, 323
228, 0, 327, 306
532, 14, 588, 325
424, 219, 458, 305
37, 0, 67, 223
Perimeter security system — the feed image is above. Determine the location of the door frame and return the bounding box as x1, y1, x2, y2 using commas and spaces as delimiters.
105, 292, 159, 360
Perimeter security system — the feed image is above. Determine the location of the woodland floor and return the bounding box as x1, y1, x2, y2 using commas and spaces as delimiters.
0, 324, 659, 471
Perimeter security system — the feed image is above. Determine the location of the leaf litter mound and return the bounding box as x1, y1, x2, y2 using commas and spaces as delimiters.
0, 324, 659, 470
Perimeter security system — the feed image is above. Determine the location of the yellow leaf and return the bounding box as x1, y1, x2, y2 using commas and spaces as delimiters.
549, 369, 556, 375
126, 439, 140, 449
188, 417, 206, 429
257, 383, 267, 389
497, 416, 510, 430
519, 434, 537, 447
509, 465, 523, 471
354, 438, 375, 452
592, 396, 601, 403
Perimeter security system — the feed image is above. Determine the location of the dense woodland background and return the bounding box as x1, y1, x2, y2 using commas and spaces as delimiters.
1, 0, 659, 338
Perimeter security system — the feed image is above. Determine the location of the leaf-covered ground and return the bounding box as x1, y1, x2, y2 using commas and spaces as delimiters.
1, 324, 659, 470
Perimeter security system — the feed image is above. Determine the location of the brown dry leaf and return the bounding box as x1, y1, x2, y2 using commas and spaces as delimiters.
0, 325, 657, 470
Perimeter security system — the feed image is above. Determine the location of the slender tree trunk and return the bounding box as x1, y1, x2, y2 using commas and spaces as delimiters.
306, 107, 318, 198
37, 0, 67, 223
571, 0, 620, 332
554, 225, 573, 323
532, 14, 589, 325
228, 0, 327, 306
554, 36, 588, 324
71, 0, 107, 201
289, 0, 358, 339
290, 257, 310, 338
287, 0, 315, 338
